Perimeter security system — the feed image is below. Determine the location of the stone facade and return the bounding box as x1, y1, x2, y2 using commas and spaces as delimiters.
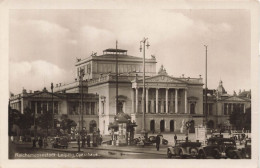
9, 88, 99, 133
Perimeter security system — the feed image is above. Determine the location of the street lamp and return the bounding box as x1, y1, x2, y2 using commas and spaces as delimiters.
78, 68, 85, 152
139, 37, 150, 136
204, 45, 208, 127
51, 82, 54, 136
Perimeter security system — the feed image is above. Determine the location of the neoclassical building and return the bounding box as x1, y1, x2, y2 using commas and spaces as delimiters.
52, 48, 204, 134
10, 48, 251, 135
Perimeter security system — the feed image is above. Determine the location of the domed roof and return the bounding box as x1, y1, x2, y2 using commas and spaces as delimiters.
216, 80, 227, 95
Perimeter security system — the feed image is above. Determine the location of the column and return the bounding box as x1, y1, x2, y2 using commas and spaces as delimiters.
41, 102, 43, 114
231, 104, 234, 113
227, 104, 229, 115
35, 102, 37, 114
166, 88, 169, 113
146, 88, 149, 113
135, 87, 138, 113
184, 89, 187, 113
156, 88, 159, 113
131, 89, 135, 113
175, 89, 178, 113
244, 104, 246, 113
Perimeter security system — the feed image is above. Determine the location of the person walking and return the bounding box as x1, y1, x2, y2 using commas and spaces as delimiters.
174, 134, 177, 145
185, 136, 188, 142
38, 137, 43, 148
87, 135, 91, 147
156, 135, 161, 151
32, 138, 36, 148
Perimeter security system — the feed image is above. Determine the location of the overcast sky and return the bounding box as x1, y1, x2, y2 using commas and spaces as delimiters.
9, 9, 251, 94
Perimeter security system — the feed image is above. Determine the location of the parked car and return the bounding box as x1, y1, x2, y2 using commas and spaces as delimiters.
52, 137, 69, 149
148, 135, 168, 145
197, 137, 241, 159
240, 139, 251, 159
133, 135, 168, 146
167, 141, 201, 158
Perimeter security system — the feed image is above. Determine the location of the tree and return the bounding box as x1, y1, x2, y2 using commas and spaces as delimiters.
8, 106, 21, 136
229, 107, 251, 130
17, 107, 34, 136
37, 110, 53, 136
60, 114, 77, 134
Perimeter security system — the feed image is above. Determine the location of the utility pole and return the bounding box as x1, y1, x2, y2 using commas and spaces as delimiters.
51, 82, 54, 136
116, 41, 118, 115
204, 45, 208, 126
139, 38, 150, 136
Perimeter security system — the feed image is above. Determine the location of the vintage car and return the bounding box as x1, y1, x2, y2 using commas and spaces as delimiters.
133, 135, 168, 146
240, 139, 251, 159
52, 137, 69, 149
167, 141, 201, 158
197, 137, 241, 159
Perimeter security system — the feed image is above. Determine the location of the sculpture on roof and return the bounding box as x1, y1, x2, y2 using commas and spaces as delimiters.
151, 55, 156, 59
91, 52, 97, 56
76, 58, 81, 62
158, 65, 167, 75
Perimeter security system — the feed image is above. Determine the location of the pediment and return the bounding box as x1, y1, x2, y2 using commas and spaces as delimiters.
223, 96, 248, 102
28, 91, 62, 99
138, 75, 186, 84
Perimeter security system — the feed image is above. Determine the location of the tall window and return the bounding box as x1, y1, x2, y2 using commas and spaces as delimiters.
190, 103, 195, 114
224, 104, 227, 115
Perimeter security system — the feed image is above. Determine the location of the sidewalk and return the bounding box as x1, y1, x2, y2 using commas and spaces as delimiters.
41, 142, 168, 156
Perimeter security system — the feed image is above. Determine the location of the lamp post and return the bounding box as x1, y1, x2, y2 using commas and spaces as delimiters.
139, 38, 150, 136
204, 45, 208, 127
51, 82, 54, 136
78, 68, 85, 152
116, 41, 118, 115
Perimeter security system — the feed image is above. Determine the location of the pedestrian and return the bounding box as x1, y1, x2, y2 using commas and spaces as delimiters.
82, 136, 86, 148
185, 136, 188, 142
43, 137, 48, 148
156, 135, 160, 151
99, 135, 103, 145
174, 134, 177, 145
32, 138, 36, 148
87, 135, 91, 147
38, 137, 43, 148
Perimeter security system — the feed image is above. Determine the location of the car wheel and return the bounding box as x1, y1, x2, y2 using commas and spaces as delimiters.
197, 150, 206, 159
213, 149, 220, 159
231, 152, 239, 159
167, 149, 172, 158
190, 148, 198, 157
179, 150, 185, 159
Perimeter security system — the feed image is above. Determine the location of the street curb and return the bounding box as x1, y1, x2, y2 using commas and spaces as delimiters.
73, 146, 166, 155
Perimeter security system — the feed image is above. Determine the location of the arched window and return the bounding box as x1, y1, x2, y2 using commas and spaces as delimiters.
150, 120, 155, 132
89, 120, 97, 133
160, 120, 165, 132
170, 120, 174, 132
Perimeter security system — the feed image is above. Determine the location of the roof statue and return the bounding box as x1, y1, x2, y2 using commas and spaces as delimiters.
151, 54, 156, 59
76, 58, 81, 62
158, 65, 167, 75
216, 80, 227, 95
233, 90, 237, 96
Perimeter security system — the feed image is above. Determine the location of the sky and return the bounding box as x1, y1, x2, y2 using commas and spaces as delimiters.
9, 9, 251, 95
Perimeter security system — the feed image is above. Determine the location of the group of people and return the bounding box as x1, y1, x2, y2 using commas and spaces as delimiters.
32, 137, 48, 148
78, 134, 103, 148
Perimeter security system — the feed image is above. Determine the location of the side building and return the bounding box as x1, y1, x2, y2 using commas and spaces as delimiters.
204, 80, 251, 130
9, 87, 99, 133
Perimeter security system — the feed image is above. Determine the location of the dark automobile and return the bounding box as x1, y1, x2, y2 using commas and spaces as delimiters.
167, 141, 201, 158
240, 139, 251, 159
52, 137, 69, 149
133, 135, 168, 146
148, 136, 168, 145
197, 137, 241, 159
